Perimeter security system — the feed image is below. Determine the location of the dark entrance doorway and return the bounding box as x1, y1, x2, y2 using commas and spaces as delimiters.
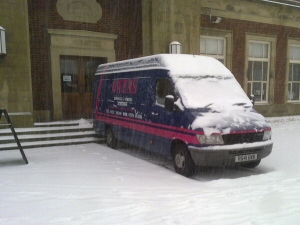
60, 56, 107, 120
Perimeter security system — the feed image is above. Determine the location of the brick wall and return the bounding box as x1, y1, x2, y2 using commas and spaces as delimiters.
201, 15, 300, 105
28, 0, 142, 114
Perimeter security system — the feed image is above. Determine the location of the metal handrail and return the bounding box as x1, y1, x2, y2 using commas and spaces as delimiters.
0, 108, 28, 164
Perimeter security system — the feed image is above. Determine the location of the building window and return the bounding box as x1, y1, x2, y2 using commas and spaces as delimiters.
247, 41, 270, 103
288, 45, 300, 102
200, 36, 226, 64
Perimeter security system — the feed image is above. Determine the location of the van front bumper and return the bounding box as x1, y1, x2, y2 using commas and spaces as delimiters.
188, 140, 273, 167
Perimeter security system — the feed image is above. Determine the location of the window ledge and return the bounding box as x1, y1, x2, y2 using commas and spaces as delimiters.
254, 102, 270, 106
287, 101, 300, 104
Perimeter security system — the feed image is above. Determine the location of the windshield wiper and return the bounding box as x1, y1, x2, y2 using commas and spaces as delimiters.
204, 103, 213, 108
233, 103, 247, 106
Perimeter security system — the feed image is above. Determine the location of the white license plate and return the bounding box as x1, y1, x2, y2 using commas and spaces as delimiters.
235, 154, 257, 162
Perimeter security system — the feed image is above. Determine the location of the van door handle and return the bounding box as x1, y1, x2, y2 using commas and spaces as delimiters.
151, 112, 158, 116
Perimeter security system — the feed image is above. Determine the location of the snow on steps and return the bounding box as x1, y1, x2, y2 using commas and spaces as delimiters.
0, 119, 105, 151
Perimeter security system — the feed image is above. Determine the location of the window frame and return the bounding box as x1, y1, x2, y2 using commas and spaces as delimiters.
247, 40, 270, 103
287, 43, 300, 103
200, 28, 232, 70
200, 35, 226, 64
244, 34, 276, 105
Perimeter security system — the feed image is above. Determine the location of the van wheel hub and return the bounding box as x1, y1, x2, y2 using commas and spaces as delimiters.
106, 132, 113, 145
175, 152, 185, 169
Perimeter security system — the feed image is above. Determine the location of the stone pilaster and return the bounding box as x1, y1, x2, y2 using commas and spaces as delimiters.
0, 0, 33, 127
143, 0, 201, 55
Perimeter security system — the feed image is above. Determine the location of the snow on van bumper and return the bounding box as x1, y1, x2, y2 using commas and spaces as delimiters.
188, 140, 273, 167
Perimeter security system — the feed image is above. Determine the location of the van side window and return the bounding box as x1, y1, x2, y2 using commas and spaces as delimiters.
156, 78, 177, 106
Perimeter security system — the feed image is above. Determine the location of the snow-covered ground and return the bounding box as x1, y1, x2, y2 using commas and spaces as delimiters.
1, 116, 300, 225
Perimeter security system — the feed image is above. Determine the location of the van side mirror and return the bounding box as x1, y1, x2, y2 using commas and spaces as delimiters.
165, 95, 174, 111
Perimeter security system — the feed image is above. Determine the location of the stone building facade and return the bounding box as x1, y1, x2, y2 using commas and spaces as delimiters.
28, 0, 142, 122
1, 0, 300, 127
0, 1, 33, 126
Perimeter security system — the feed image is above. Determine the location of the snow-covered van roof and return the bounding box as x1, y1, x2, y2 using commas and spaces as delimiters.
95, 54, 233, 78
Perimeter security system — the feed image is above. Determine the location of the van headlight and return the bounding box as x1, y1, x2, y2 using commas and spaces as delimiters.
263, 130, 272, 141
196, 134, 224, 145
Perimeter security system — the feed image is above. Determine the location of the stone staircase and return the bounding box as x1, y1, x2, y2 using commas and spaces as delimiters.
0, 119, 105, 151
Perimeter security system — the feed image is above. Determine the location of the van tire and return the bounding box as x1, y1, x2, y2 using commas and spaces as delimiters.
242, 159, 261, 168
172, 143, 195, 177
106, 127, 117, 149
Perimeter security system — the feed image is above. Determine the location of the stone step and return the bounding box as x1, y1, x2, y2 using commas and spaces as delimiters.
0, 137, 105, 151
0, 126, 95, 136
0, 131, 100, 144
0, 120, 105, 151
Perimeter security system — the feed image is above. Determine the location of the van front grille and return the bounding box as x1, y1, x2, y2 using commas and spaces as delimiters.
222, 132, 264, 145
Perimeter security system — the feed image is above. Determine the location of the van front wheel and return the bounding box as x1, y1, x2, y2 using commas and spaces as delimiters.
106, 127, 117, 149
172, 144, 195, 177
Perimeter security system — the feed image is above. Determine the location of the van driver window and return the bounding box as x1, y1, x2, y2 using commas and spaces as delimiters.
156, 78, 177, 106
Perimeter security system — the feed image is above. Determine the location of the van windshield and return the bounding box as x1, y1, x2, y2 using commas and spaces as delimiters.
173, 75, 252, 111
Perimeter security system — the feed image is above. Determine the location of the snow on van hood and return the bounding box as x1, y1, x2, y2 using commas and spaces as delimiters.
191, 104, 270, 136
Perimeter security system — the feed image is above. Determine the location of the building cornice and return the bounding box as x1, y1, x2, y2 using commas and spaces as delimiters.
48, 29, 118, 40
201, 0, 300, 28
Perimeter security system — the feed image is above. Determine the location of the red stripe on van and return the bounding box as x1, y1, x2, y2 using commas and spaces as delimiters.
95, 112, 200, 145
97, 112, 202, 134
